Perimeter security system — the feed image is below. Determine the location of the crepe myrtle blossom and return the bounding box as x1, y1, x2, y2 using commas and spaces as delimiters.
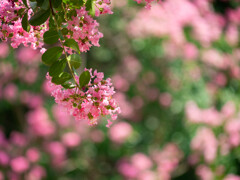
0, 0, 47, 50
46, 69, 121, 127
65, 7, 104, 52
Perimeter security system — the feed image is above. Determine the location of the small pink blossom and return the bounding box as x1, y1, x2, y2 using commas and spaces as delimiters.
10, 157, 29, 173
26, 148, 40, 163
62, 132, 81, 147
131, 153, 153, 171
109, 122, 132, 143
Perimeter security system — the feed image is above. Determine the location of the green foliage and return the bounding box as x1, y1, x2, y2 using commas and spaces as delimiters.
79, 71, 91, 87
21, 13, 30, 32
22, 0, 29, 8
64, 39, 80, 53
43, 30, 60, 44
42, 47, 63, 65
86, 0, 95, 16
52, 0, 62, 8
29, 9, 50, 26
52, 72, 72, 84
62, 0, 84, 8
68, 54, 82, 69
49, 58, 67, 77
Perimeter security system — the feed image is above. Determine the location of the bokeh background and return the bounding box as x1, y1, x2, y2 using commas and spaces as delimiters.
1, 0, 240, 179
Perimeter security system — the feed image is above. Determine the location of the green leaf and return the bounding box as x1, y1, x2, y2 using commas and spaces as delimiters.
18, 8, 26, 16
68, 54, 82, 69
43, 30, 59, 44
58, 30, 65, 41
85, 0, 95, 16
30, 1, 38, 10
22, 0, 29, 8
36, 0, 44, 7
21, 13, 30, 32
48, 16, 57, 30
79, 71, 91, 87
62, 0, 83, 8
52, 0, 62, 8
62, 82, 76, 89
41, 0, 49, 10
42, 47, 63, 65
29, 9, 50, 26
64, 39, 80, 53
61, 28, 68, 35
52, 72, 72, 85
49, 58, 66, 77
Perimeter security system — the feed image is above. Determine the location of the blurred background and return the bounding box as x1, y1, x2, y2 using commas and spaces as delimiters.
1, 0, 240, 179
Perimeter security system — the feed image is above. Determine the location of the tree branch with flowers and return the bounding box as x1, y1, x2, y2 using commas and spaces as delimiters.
0, 0, 128, 127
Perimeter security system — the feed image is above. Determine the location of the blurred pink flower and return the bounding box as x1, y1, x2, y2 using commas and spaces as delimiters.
0, 42, 9, 59
109, 121, 132, 143
138, 171, 156, 180
114, 92, 134, 119
191, 127, 217, 163
21, 68, 38, 84
118, 160, 139, 178
202, 49, 226, 69
159, 93, 172, 107
224, 174, 240, 180
3, 84, 18, 102
221, 101, 235, 119
10, 132, 27, 147
26, 148, 40, 163
0, 151, 9, 166
196, 165, 213, 180
112, 0, 127, 7
0, 171, 3, 180
219, 134, 231, 156
183, 43, 198, 60
226, 25, 239, 46
46, 141, 66, 167
46, 141, 66, 158
26, 166, 46, 180
123, 56, 142, 82
62, 132, 81, 147
128, 0, 222, 46
42, 79, 53, 95
27, 107, 55, 137
52, 105, 72, 127
213, 73, 227, 87
131, 153, 153, 171
10, 157, 29, 173
185, 101, 223, 126
225, 118, 240, 147
16, 47, 40, 64
112, 75, 130, 92
20, 91, 43, 108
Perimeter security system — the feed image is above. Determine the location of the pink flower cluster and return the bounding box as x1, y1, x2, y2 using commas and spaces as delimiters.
118, 143, 183, 180
129, 0, 223, 45
0, 130, 46, 180
95, 0, 113, 16
186, 101, 240, 179
66, 7, 104, 52
0, 0, 113, 53
47, 69, 121, 127
0, 0, 47, 50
